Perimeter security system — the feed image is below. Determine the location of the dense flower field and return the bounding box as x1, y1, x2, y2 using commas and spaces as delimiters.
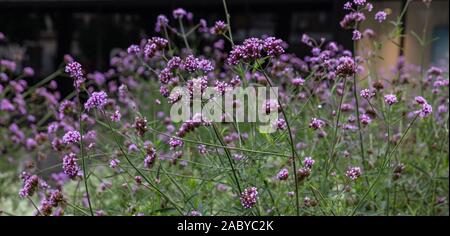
0, 0, 448, 216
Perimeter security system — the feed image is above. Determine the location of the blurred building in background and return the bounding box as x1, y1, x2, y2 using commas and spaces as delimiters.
0, 0, 448, 77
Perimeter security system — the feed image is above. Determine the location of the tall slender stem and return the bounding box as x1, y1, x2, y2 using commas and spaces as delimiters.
77, 93, 94, 216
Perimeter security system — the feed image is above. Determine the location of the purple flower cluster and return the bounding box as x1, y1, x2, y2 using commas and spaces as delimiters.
309, 118, 326, 130
414, 96, 433, 118
227, 37, 285, 65
84, 91, 108, 111
384, 94, 398, 106
62, 130, 81, 144
360, 88, 375, 100
19, 173, 39, 198
210, 20, 227, 35
336, 56, 357, 77
346, 166, 362, 181
276, 168, 289, 180
375, 11, 387, 23
144, 37, 168, 58
240, 187, 259, 209
65, 61, 86, 88
63, 153, 80, 179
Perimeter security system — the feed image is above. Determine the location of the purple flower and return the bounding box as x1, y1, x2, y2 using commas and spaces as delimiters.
62, 130, 81, 144
144, 153, 156, 169
346, 166, 362, 181
155, 14, 169, 32
276, 168, 289, 180
109, 159, 120, 169
65, 61, 85, 88
414, 96, 427, 105
85, 91, 108, 111
303, 157, 315, 169
336, 56, 357, 77
375, 11, 387, 23
63, 153, 80, 179
23, 67, 35, 77
210, 20, 227, 35
360, 114, 372, 125
275, 118, 287, 130
0, 98, 15, 111
127, 44, 141, 55
110, 110, 121, 122
352, 30, 362, 40
187, 211, 202, 216
198, 144, 207, 155
360, 89, 375, 99
309, 118, 325, 130
19, 174, 39, 198
344, 2, 353, 10
418, 103, 433, 118
169, 138, 184, 149
172, 8, 187, 19
384, 94, 398, 105
263, 37, 285, 56
353, 0, 366, 6
240, 187, 259, 209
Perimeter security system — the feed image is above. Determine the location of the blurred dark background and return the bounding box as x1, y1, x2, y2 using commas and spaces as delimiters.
0, 0, 448, 77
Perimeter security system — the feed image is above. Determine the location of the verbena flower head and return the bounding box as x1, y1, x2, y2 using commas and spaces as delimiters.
375, 11, 387, 23
240, 187, 259, 209
418, 103, 433, 118
336, 56, 357, 77
360, 114, 372, 125
84, 91, 108, 111
384, 94, 398, 105
127, 44, 140, 55
352, 30, 362, 40
276, 168, 289, 180
63, 153, 80, 179
353, 0, 366, 6
211, 20, 227, 35
303, 157, 315, 169
173, 8, 187, 19
65, 61, 85, 88
19, 174, 39, 198
309, 118, 326, 130
109, 159, 120, 169
346, 166, 362, 181
155, 14, 169, 32
360, 88, 375, 99
62, 130, 81, 144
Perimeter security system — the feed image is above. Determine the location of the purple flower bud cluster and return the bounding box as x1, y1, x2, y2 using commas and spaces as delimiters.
134, 116, 148, 137
210, 20, 227, 35
309, 118, 326, 130
65, 61, 85, 89
19, 173, 39, 198
62, 130, 81, 145
276, 168, 289, 180
84, 91, 108, 111
155, 14, 169, 32
63, 153, 80, 179
360, 114, 372, 125
169, 138, 184, 149
336, 56, 357, 77
144, 37, 168, 58
240, 187, 259, 209
384, 94, 398, 106
375, 11, 387, 23
346, 166, 362, 181
413, 96, 433, 118
227, 37, 285, 65
360, 88, 375, 100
